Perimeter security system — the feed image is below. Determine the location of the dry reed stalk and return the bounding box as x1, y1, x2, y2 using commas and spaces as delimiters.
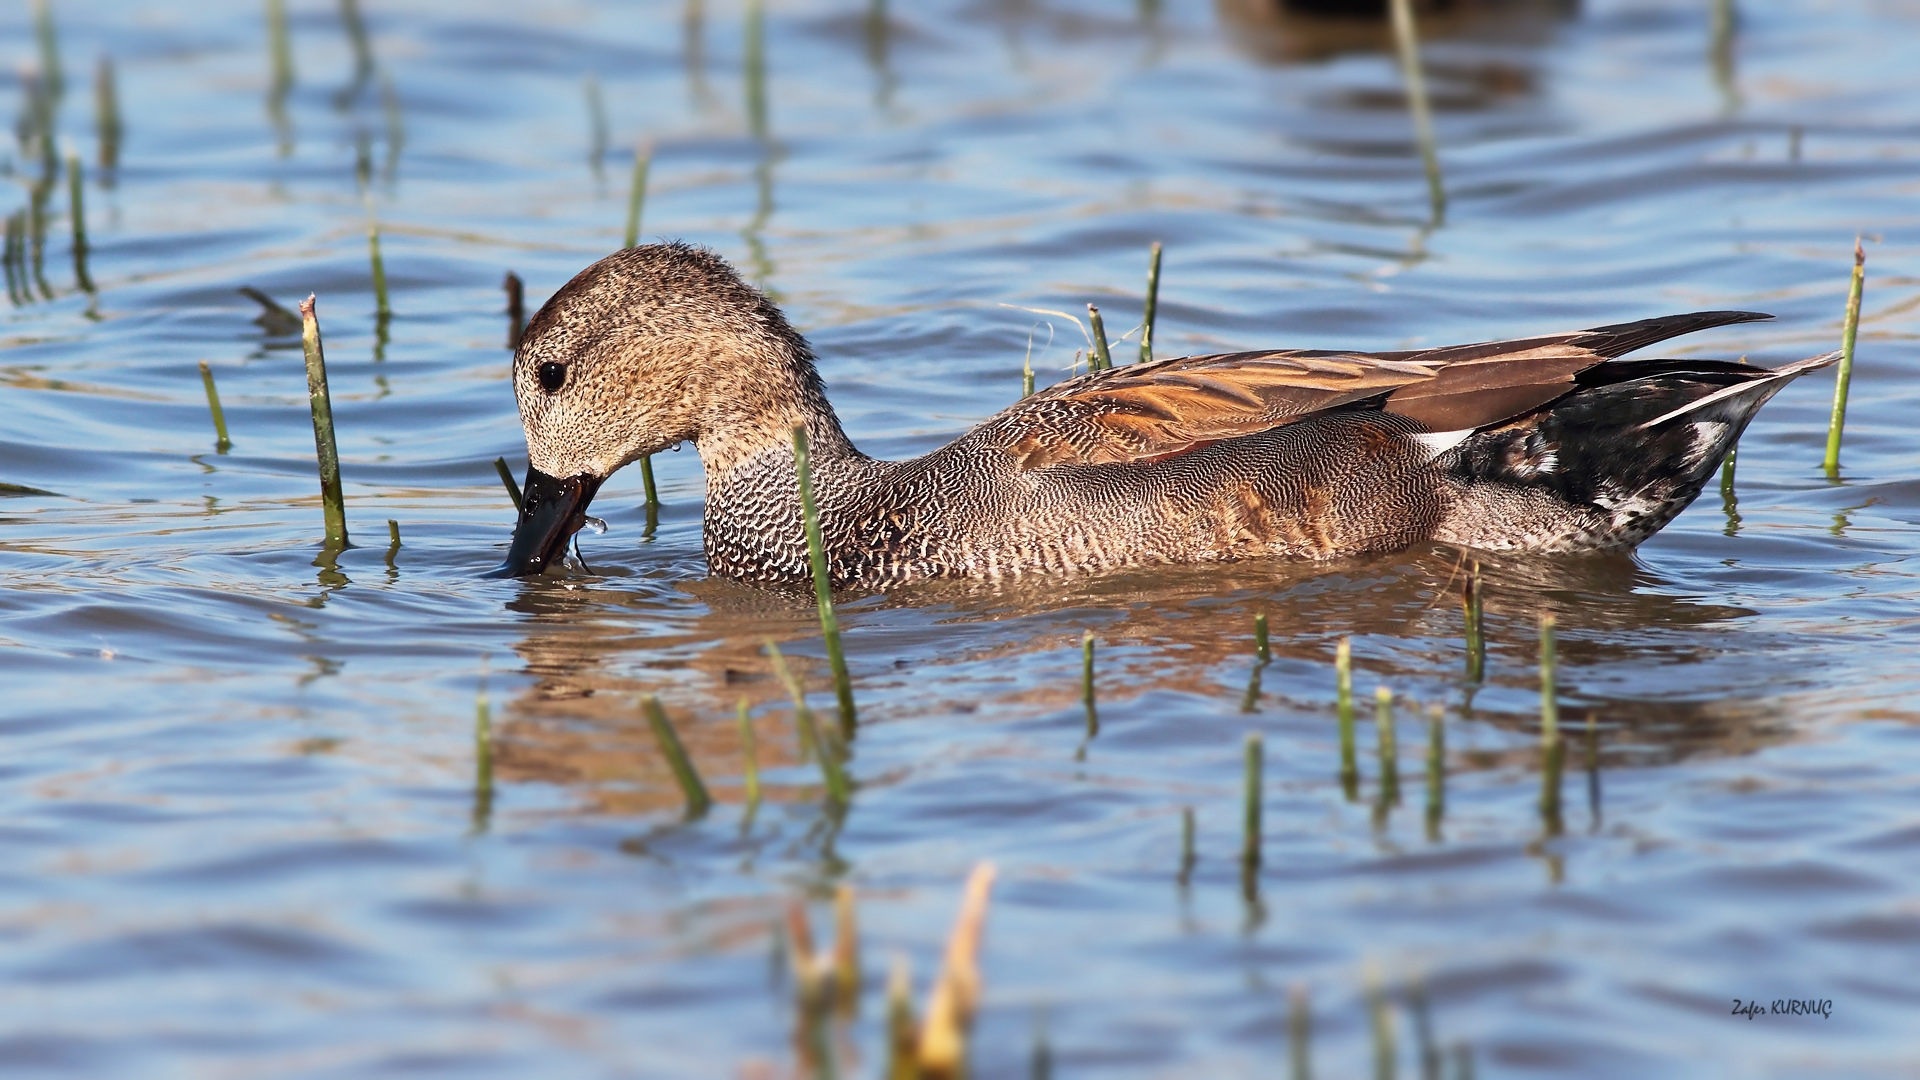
917, 862, 998, 1076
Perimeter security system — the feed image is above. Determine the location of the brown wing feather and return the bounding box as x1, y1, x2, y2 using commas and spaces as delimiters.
999, 350, 1437, 469
1381, 343, 1600, 430
992, 311, 1774, 469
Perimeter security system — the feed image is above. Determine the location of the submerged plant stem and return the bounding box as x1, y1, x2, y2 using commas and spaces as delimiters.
1081, 631, 1099, 739
640, 455, 659, 508
66, 153, 93, 293
503, 271, 524, 351
198, 361, 232, 451
493, 457, 523, 512
1388, 0, 1445, 222
1539, 614, 1562, 827
1087, 304, 1113, 371
1463, 559, 1484, 682
1823, 239, 1865, 477
643, 695, 712, 818
737, 697, 760, 811
366, 200, 390, 318
299, 295, 349, 547
792, 424, 857, 738
624, 141, 651, 249
1140, 241, 1162, 364
1242, 732, 1263, 869
1336, 638, 1357, 798
1375, 687, 1398, 807
767, 640, 851, 804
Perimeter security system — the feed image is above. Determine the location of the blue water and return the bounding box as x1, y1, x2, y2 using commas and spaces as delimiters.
2, 0, 1917, 1075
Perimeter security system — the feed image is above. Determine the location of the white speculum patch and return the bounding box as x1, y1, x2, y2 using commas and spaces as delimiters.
1411, 429, 1474, 459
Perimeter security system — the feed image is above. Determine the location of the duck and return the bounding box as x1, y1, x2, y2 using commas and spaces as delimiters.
494, 242, 1837, 585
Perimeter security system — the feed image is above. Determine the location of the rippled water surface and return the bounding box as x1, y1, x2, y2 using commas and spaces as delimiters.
4, 0, 1920, 1075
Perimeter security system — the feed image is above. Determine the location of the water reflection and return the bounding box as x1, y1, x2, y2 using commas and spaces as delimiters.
266, 0, 294, 155
1218, 0, 1573, 65
333, 0, 377, 111
488, 547, 1790, 825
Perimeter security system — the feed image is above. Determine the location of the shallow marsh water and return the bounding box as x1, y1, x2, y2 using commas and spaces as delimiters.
3, 0, 1920, 1075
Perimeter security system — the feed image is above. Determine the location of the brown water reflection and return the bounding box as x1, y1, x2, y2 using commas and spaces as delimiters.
1219, 0, 1574, 64
495, 546, 1788, 823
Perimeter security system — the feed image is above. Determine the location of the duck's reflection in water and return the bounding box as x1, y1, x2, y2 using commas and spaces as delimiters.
1218, 0, 1576, 67
490, 545, 1794, 822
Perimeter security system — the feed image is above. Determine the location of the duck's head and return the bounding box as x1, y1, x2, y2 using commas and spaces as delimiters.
492, 242, 822, 577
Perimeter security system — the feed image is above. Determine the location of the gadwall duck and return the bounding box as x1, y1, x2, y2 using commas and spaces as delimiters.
496, 243, 1836, 585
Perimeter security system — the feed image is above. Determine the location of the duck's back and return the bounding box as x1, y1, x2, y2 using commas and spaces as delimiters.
698, 311, 1832, 586
847, 410, 1447, 581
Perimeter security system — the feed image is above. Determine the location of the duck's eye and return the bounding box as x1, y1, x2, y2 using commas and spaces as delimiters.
537, 362, 567, 393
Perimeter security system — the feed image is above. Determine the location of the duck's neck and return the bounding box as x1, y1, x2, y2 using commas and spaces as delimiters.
691, 343, 877, 583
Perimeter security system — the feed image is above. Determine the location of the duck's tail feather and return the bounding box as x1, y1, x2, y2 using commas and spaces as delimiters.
1568, 310, 1774, 359
1633, 350, 1840, 430
1434, 351, 1831, 552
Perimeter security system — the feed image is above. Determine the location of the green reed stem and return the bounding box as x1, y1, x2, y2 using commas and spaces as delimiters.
299, 295, 349, 547
1823, 238, 1866, 477
767, 640, 850, 804
583, 72, 606, 175
624, 141, 651, 249
1178, 805, 1195, 884
1425, 707, 1444, 839
640, 454, 659, 508
792, 424, 857, 738
1387, 0, 1445, 223
472, 678, 493, 830
1376, 687, 1399, 807
503, 270, 524, 351
1082, 631, 1099, 738
1409, 972, 1438, 1080
1022, 348, 1035, 398
1087, 304, 1113, 371
1289, 983, 1311, 1080
1241, 612, 1270, 713
1366, 963, 1396, 1080
197, 361, 232, 451
4, 212, 21, 306
95, 56, 121, 172
1336, 638, 1358, 798
380, 74, 403, 178
1539, 614, 1562, 825
268, 0, 293, 87
34, 0, 62, 102
366, 200, 390, 318
737, 697, 760, 811
1538, 615, 1559, 750
493, 456, 524, 512
643, 695, 711, 818
1463, 559, 1484, 682
1585, 708, 1601, 830
1140, 241, 1162, 364
386, 517, 400, 547
65, 152, 93, 294
1242, 731, 1264, 868
886, 954, 916, 1080
29, 180, 52, 301
744, 0, 767, 141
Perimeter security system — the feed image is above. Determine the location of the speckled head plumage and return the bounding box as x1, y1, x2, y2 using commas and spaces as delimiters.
491, 245, 1838, 584
512, 242, 827, 480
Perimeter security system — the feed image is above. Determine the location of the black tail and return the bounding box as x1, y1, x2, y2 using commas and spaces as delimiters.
1441, 351, 1836, 552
